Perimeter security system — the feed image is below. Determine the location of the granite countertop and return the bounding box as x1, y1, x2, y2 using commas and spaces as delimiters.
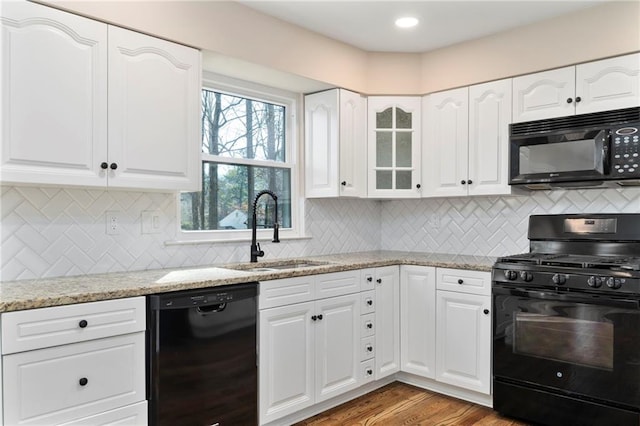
0, 251, 496, 313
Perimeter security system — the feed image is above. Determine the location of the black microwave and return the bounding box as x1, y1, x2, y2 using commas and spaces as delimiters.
509, 107, 640, 189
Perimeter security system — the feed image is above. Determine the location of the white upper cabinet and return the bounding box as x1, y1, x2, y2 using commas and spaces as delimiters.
0, 2, 201, 191
108, 26, 201, 191
512, 53, 640, 122
367, 97, 422, 198
1, 1, 108, 186
304, 89, 366, 198
423, 88, 469, 197
423, 79, 511, 197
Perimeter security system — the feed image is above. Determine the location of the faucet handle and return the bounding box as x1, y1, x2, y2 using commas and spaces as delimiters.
273, 223, 280, 243
256, 242, 264, 258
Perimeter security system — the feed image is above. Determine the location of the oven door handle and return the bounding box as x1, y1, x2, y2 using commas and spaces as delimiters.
495, 286, 640, 309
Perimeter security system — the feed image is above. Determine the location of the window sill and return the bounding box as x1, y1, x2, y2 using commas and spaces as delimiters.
165, 234, 312, 246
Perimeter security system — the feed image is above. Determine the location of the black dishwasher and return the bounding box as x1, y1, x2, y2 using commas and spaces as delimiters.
147, 283, 258, 426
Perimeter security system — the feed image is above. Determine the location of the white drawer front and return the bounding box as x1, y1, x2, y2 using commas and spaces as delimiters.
316, 270, 361, 299
361, 313, 375, 337
361, 360, 375, 384
58, 401, 148, 426
436, 268, 491, 296
259, 276, 315, 309
1, 297, 146, 354
360, 291, 375, 315
3, 333, 146, 425
361, 269, 375, 291
361, 337, 375, 361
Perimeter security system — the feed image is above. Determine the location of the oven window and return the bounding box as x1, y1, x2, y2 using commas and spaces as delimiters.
514, 312, 613, 370
519, 139, 598, 174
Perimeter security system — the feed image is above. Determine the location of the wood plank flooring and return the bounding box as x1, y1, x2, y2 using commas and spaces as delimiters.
295, 382, 528, 426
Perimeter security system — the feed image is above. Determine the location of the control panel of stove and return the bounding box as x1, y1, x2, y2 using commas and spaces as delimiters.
495, 266, 639, 295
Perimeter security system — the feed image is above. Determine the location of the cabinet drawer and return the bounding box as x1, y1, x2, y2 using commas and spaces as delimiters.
1, 297, 146, 354
361, 313, 375, 337
3, 332, 146, 425
361, 337, 375, 361
316, 270, 361, 299
361, 360, 375, 384
361, 269, 375, 291
59, 401, 148, 426
436, 268, 491, 296
361, 291, 375, 315
259, 276, 315, 309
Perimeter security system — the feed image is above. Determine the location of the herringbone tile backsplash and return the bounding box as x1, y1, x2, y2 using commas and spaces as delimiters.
2, 185, 639, 281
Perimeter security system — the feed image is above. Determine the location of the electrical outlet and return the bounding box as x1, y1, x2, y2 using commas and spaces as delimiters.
106, 211, 120, 235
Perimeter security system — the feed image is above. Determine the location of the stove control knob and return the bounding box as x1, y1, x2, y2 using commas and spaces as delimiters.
520, 271, 534, 282
505, 270, 518, 280
552, 274, 567, 285
587, 276, 603, 288
606, 277, 622, 289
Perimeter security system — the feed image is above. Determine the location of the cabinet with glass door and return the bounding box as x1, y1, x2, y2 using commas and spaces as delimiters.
367, 97, 421, 198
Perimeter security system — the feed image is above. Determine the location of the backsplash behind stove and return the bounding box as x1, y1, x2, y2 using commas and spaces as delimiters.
1, 185, 639, 281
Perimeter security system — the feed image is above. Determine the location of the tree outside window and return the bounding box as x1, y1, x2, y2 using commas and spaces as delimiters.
181, 89, 292, 232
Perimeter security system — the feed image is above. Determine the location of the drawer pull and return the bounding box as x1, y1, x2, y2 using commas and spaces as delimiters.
366, 369, 373, 375
376, 278, 382, 284
367, 277, 373, 282
78, 320, 88, 328
79, 377, 88, 386
366, 322, 373, 329
366, 345, 373, 352
457, 279, 464, 285
366, 299, 373, 306
311, 315, 317, 321
317, 314, 323, 321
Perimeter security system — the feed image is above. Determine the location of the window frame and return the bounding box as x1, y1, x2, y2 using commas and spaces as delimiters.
177, 72, 303, 243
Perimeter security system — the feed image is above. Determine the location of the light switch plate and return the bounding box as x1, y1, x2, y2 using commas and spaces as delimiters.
141, 210, 162, 234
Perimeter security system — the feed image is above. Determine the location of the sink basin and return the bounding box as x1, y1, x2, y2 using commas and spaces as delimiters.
227, 260, 332, 272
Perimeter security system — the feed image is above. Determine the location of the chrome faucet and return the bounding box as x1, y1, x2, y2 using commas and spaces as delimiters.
250, 190, 280, 262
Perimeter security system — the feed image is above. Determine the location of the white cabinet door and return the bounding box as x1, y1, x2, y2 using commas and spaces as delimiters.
374, 266, 400, 379
305, 89, 339, 198
368, 97, 421, 198
400, 265, 436, 379
304, 89, 366, 198
315, 293, 360, 403
512, 66, 575, 123
435, 290, 491, 395
339, 90, 367, 197
108, 26, 201, 191
468, 79, 512, 196
423, 88, 469, 197
259, 302, 315, 424
576, 53, 640, 115
0, 1, 108, 187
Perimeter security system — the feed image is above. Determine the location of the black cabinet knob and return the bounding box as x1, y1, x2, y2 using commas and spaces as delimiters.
457, 279, 464, 284
110, 163, 118, 170
79, 377, 88, 386
367, 277, 373, 282
341, 181, 347, 186
575, 96, 582, 103
100, 162, 108, 170
376, 278, 382, 284
467, 179, 473, 185
366, 322, 373, 329
311, 315, 317, 321
317, 314, 323, 320
461, 180, 466, 185
367, 300, 373, 306
416, 184, 421, 189
567, 98, 573, 104
366, 369, 373, 375
78, 320, 88, 328
483, 309, 490, 315
367, 345, 373, 352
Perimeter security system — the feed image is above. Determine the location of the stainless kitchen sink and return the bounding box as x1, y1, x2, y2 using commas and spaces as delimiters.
226, 260, 333, 272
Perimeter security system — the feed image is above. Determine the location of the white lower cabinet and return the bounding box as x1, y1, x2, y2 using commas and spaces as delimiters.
400, 265, 436, 378
258, 271, 361, 425
0, 297, 147, 426
370, 266, 400, 380
400, 266, 492, 396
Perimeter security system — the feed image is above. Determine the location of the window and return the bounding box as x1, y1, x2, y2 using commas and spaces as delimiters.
180, 78, 299, 241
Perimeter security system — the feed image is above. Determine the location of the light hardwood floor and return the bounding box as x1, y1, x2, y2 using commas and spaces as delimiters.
295, 382, 528, 426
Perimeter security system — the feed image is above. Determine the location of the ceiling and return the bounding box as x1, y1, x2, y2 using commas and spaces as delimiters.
240, 0, 608, 53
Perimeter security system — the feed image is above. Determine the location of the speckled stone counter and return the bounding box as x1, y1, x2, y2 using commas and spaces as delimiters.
0, 251, 496, 312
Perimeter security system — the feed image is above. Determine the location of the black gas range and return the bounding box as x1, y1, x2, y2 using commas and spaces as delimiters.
492, 214, 640, 426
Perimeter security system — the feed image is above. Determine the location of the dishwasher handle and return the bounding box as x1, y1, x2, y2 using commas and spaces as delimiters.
149, 282, 258, 311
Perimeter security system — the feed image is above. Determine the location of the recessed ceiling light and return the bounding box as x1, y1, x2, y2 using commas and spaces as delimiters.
395, 16, 419, 29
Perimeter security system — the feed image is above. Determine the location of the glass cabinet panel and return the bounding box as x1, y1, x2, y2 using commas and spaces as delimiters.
376, 132, 393, 167
396, 171, 412, 189
396, 132, 412, 167
376, 108, 393, 129
376, 170, 392, 189
396, 108, 412, 129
